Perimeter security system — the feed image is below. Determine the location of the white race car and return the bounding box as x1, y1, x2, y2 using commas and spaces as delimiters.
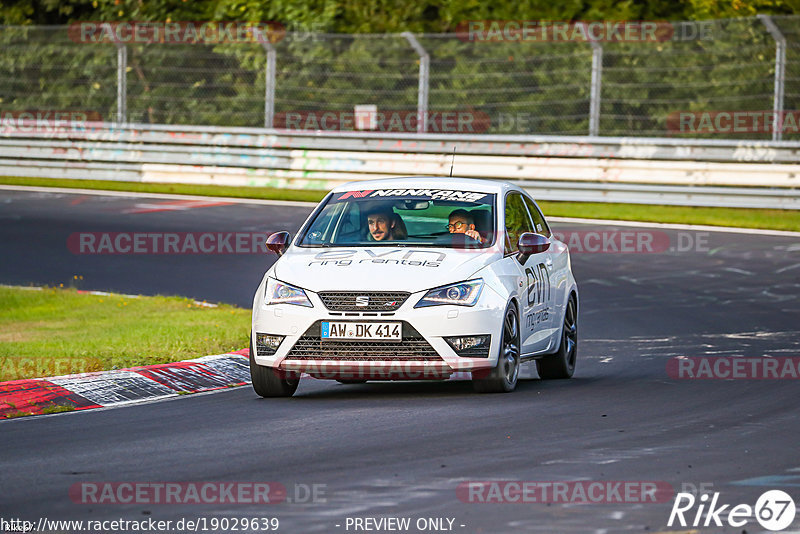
250, 177, 578, 396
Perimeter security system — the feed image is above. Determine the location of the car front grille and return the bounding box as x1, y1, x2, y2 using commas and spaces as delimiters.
318, 291, 410, 312
285, 321, 441, 361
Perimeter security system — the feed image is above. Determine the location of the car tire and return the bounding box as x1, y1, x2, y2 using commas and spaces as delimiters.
249, 337, 299, 398
473, 302, 520, 393
536, 295, 577, 379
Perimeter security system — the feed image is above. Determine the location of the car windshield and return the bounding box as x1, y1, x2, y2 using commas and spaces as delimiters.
297, 188, 496, 248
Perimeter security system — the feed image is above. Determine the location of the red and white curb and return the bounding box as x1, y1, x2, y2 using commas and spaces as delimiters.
0, 349, 251, 419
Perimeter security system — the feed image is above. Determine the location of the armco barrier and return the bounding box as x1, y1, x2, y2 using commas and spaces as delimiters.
0, 122, 799, 209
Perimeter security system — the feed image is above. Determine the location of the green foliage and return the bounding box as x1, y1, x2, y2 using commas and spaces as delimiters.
0, 27, 117, 119
539, 200, 800, 231
41, 404, 75, 414
3, 0, 799, 30
1, 4, 798, 137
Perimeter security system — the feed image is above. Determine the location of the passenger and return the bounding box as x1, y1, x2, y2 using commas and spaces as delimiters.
366, 206, 407, 241
448, 209, 483, 243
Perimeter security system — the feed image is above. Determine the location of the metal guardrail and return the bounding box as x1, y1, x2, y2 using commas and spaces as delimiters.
3, 122, 800, 161
0, 122, 798, 209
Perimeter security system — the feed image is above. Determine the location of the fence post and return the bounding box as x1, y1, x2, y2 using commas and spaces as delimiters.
117, 45, 128, 125
402, 32, 429, 133
256, 28, 276, 129
103, 23, 127, 125
758, 14, 786, 142
588, 34, 603, 137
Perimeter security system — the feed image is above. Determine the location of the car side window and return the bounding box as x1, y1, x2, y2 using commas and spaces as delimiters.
332, 202, 361, 242
504, 193, 535, 255
523, 196, 551, 237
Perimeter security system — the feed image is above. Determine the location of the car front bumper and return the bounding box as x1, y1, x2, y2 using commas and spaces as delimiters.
251, 286, 507, 380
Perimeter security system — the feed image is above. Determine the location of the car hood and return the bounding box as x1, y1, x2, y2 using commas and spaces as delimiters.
272, 246, 501, 293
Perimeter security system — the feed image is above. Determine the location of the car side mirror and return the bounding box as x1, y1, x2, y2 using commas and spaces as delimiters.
517, 232, 550, 264
266, 231, 291, 256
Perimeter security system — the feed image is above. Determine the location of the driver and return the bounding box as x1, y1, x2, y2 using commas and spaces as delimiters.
448, 209, 483, 243
366, 206, 407, 241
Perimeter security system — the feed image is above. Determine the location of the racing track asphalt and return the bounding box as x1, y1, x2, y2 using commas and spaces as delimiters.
1, 188, 800, 533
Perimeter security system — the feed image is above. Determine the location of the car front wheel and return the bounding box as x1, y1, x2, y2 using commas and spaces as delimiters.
473, 302, 520, 393
249, 338, 299, 397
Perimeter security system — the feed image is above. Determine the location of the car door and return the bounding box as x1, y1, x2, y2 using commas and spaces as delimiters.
523, 195, 567, 353
503, 192, 554, 355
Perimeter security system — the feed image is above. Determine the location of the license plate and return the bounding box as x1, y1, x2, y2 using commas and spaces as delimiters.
321, 321, 401, 341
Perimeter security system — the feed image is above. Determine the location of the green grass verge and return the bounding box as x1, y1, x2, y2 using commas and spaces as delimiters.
0, 286, 250, 382
1, 176, 799, 232
538, 201, 800, 232
41, 404, 76, 415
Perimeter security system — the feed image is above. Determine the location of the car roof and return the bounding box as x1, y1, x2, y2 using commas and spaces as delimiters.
331, 176, 522, 196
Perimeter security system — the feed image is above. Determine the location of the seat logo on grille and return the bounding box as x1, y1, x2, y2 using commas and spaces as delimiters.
355, 296, 370, 307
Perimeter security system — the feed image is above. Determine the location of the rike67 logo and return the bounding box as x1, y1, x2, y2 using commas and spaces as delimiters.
668, 490, 796, 531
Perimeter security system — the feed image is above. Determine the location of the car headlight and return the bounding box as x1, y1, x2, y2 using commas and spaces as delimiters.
264, 278, 313, 307
415, 279, 483, 308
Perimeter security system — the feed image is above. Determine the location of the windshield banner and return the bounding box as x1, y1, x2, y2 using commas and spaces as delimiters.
336, 189, 489, 203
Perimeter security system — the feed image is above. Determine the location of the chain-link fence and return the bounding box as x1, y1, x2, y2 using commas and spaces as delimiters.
0, 17, 798, 140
